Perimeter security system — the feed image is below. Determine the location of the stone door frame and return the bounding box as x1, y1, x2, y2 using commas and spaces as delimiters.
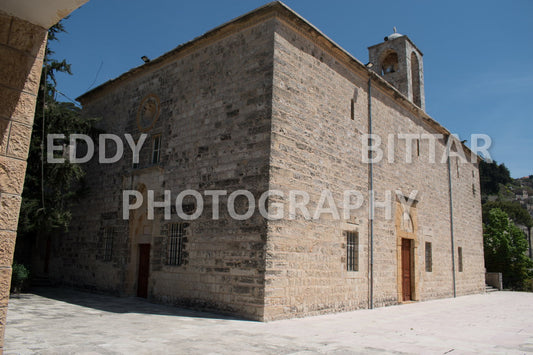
395, 199, 419, 303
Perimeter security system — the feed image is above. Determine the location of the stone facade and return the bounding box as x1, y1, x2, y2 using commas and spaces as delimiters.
43, 15, 275, 321
263, 16, 483, 320
43, 2, 485, 321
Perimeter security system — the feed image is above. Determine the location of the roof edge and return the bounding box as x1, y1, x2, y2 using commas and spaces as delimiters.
77, 1, 289, 103
367, 35, 424, 56
76, 1, 479, 162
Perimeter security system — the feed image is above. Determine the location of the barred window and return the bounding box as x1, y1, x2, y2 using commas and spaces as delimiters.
168, 223, 187, 266
425, 242, 432, 272
458, 247, 463, 272
346, 231, 358, 272
103, 227, 114, 261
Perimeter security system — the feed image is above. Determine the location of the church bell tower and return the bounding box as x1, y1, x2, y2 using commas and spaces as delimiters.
368, 28, 425, 111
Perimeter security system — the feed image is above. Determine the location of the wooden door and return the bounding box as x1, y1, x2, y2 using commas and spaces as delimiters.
137, 244, 150, 298
401, 238, 412, 301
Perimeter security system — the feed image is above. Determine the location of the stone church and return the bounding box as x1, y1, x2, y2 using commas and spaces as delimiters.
37, 2, 485, 320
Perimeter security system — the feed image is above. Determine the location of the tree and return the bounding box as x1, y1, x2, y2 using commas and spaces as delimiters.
483, 200, 533, 260
483, 201, 533, 229
479, 160, 512, 196
14, 22, 99, 267
483, 208, 532, 290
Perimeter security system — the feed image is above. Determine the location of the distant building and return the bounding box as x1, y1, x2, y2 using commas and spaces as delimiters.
35, 2, 485, 320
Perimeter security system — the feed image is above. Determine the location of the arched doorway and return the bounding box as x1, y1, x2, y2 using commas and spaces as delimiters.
127, 184, 154, 298
395, 200, 419, 302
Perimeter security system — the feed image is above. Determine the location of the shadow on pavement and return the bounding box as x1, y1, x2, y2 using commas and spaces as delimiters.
22, 286, 247, 322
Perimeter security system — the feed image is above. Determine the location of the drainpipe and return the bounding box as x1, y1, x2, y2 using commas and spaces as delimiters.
367, 75, 374, 309
446, 135, 457, 298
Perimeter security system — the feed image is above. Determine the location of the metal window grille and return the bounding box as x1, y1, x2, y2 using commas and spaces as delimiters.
103, 227, 114, 261
168, 223, 185, 266
151, 135, 161, 164
458, 247, 463, 272
346, 231, 358, 272
425, 242, 432, 272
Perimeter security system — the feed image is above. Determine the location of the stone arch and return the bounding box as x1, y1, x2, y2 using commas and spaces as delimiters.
395, 200, 419, 303
126, 183, 154, 295
401, 210, 414, 233
380, 49, 399, 75
129, 184, 151, 240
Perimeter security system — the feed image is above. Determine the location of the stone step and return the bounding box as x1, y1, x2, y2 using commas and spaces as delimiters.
485, 285, 498, 293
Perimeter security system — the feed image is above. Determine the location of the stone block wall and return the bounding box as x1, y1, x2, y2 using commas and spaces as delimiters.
263, 18, 484, 320
486, 272, 502, 290
50, 18, 276, 320
0, 11, 47, 352
265, 19, 371, 320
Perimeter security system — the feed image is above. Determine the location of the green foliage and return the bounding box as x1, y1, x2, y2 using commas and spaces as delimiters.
483, 201, 533, 228
44, 20, 71, 86
15, 22, 99, 264
483, 208, 532, 290
479, 160, 512, 196
10, 264, 30, 293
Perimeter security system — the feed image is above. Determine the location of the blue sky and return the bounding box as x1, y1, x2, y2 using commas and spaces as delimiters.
52, 0, 533, 178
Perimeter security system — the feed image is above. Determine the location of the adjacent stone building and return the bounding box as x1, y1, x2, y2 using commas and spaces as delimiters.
38, 2, 485, 321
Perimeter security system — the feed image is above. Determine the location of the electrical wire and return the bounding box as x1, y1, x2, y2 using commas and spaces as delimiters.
85, 60, 103, 91
55, 90, 81, 107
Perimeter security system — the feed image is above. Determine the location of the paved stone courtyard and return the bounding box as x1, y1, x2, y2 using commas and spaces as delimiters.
5, 288, 533, 354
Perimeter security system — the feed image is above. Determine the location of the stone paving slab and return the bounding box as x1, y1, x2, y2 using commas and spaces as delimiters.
5, 288, 533, 354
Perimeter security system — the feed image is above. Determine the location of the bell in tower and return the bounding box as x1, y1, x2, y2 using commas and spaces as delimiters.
368, 28, 425, 110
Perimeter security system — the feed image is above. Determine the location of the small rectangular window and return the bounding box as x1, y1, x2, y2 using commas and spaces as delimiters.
151, 135, 161, 164
103, 227, 114, 261
458, 247, 463, 272
350, 99, 355, 120
346, 231, 358, 271
416, 139, 420, 157
425, 242, 432, 272
168, 223, 187, 266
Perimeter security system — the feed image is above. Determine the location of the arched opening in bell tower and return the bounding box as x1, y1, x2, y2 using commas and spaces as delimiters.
380, 50, 399, 75
411, 52, 421, 107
